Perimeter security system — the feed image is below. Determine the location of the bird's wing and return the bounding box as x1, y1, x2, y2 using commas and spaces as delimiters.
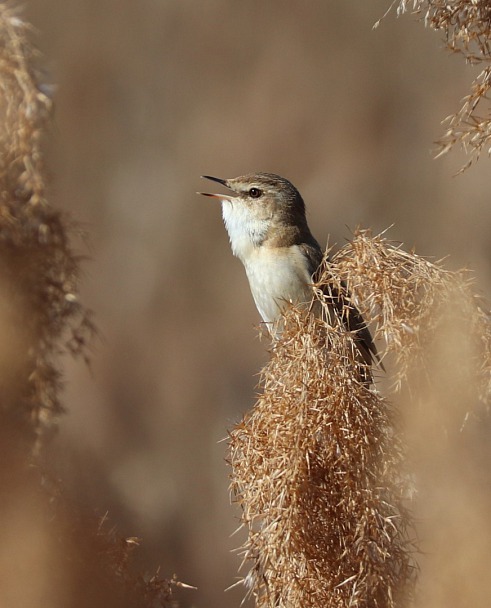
300, 243, 382, 370
321, 279, 382, 369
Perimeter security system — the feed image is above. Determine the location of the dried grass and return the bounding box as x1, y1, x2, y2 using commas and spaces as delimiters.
229, 229, 491, 607
382, 1, 491, 167
0, 2, 94, 453
333, 229, 491, 402
0, 5, 179, 607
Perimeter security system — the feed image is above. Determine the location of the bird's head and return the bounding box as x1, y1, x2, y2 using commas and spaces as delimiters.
199, 173, 309, 258
200, 172, 305, 221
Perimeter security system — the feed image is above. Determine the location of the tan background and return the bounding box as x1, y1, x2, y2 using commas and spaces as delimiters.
25, 1, 491, 607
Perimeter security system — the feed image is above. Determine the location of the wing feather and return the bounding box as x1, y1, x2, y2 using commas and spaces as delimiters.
300, 243, 382, 372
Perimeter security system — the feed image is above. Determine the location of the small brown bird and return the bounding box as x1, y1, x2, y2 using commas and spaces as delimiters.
199, 172, 380, 373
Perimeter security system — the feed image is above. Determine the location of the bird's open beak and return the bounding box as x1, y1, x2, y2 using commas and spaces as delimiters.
198, 175, 234, 201
202, 175, 228, 187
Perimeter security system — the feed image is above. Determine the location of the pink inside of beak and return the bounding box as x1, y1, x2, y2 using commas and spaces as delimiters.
198, 192, 233, 201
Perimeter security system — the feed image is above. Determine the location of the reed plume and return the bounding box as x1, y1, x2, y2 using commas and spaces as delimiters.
229, 229, 490, 607
0, 6, 179, 607
383, 0, 491, 167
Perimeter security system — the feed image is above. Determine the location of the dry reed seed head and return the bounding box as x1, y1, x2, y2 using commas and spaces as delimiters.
437, 67, 491, 170
0, 4, 95, 450
229, 229, 491, 607
230, 303, 416, 608
0, 8, 51, 205
385, 1, 491, 164
0, 7, 181, 607
330, 229, 491, 405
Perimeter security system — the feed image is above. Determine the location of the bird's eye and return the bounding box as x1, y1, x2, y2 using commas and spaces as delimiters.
249, 187, 262, 199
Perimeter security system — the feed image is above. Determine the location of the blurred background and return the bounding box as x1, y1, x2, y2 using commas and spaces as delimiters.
23, 1, 491, 606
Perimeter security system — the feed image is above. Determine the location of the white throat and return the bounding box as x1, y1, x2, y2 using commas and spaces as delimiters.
221, 199, 269, 263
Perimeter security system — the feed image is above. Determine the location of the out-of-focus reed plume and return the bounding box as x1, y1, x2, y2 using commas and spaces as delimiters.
0, 3, 93, 454
384, 1, 491, 167
0, 5, 179, 607
229, 228, 491, 607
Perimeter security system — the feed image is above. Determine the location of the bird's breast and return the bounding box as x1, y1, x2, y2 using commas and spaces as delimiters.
243, 246, 314, 325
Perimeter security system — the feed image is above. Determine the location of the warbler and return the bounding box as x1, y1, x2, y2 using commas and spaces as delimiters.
199, 172, 380, 374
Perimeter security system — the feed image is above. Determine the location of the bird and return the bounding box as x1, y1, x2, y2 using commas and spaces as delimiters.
199, 172, 380, 376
